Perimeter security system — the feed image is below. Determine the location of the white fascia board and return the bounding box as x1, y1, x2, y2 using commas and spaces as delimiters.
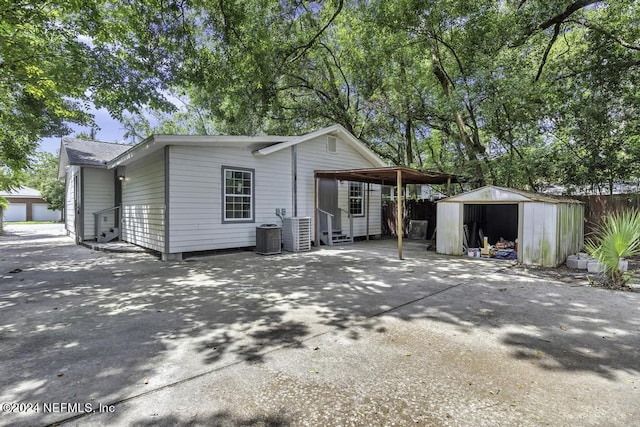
57, 140, 70, 180
107, 134, 293, 168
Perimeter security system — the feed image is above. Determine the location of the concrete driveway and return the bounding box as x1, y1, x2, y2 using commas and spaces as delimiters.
1, 223, 639, 426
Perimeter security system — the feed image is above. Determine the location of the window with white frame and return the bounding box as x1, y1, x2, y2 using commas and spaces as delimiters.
222, 167, 254, 222
348, 182, 365, 216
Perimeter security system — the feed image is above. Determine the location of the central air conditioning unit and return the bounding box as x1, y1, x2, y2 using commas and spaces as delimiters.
255, 224, 282, 255
282, 217, 311, 252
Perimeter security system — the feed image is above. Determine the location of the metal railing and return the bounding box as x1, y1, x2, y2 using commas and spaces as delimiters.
317, 208, 354, 246
94, 206, 121, 241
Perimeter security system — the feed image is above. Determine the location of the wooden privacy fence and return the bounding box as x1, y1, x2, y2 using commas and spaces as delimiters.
382, 200, 437, 238
574, 193, 640, 237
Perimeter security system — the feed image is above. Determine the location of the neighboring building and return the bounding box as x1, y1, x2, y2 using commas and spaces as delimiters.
58, 125, 386, 260
0, 187, 62, 222
436, 186, 584, 267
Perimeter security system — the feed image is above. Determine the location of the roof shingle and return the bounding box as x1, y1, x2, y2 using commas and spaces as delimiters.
62, 138, 131, 167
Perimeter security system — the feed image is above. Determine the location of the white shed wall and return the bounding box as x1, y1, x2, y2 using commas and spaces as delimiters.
436, 202, 463, 255
296, 135, 382, 239
82, 167, 115, 240
168, 145, 291, 253
521, 202, 558, 267
121, 150, 165, 252
556, 203, 584, 265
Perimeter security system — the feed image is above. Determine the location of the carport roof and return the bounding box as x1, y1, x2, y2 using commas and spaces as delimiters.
314, 166, 460, 185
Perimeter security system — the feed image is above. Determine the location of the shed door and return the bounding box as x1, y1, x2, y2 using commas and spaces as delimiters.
318, 178, 341, 230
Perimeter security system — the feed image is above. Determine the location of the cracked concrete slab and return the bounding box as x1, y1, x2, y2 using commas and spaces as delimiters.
0, 223, 639, 426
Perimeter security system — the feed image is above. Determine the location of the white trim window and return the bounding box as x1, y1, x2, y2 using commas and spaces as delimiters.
348, 182, 365, 216
222, 167, 254, 223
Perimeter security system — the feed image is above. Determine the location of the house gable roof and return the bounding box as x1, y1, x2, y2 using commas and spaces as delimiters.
60, 138, 131, 167
254, 124, 386, 167
56, 125, 385, 171
438, 185, 583, 204
0, 186, 41, 198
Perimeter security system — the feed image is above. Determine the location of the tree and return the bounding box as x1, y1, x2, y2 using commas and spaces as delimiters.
5, 0, 639, 194
0, 0, 175, 190
23, 151, 65, 210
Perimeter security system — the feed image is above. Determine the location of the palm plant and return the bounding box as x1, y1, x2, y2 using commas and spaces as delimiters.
585, 209, 640, 288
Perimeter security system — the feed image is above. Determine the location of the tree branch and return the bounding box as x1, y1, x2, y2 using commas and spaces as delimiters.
567, 18, 640, 51
535, 21, 562, 81
285, 0, 344, 64
538, 0, 601, 30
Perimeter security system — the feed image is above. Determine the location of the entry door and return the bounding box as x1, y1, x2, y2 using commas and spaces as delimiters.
318, 179, 341, 230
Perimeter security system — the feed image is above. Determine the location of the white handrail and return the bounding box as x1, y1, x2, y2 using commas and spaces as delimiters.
317, 209, 334, 246
338, 208, 354, 244
94, 206, 121, 241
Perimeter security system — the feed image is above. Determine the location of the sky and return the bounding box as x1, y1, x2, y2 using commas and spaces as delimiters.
39, 107, 130, 154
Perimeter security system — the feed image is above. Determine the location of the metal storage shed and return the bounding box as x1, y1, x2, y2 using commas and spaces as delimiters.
436, 186, 584, 267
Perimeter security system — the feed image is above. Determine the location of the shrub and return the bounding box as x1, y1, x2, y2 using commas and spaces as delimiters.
585, 209, 640, 288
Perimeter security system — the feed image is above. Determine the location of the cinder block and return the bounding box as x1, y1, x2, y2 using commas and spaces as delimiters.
587, 260, 605, 273
566, 255, 589, 270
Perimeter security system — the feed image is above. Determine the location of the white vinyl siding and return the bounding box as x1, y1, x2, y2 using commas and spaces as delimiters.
168, 145, 291, 253
65, 166, 79, 235
121, 150, 165, 253
296, 135, 382, 238
82, 167, 116, 240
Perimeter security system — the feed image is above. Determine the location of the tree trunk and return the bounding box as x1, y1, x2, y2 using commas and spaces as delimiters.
405, 116, 413, 166
428, 40, 486, 186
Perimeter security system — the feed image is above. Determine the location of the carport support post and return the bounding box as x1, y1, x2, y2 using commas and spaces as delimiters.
366, 182, 370, 241
397, 169, 403, 260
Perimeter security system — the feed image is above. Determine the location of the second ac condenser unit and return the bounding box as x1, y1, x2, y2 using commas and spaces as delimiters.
282, 217, 311, 252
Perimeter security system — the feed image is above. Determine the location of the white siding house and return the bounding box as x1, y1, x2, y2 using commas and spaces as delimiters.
82, 167, 116, 240
60, 125, 388, 260
121, 149, 165, 252
58, 138, 132, 242
436, 186, 584, 267
167, 144, 292, 253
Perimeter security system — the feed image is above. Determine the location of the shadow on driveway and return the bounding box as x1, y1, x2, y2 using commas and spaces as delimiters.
1, 224, 639, 426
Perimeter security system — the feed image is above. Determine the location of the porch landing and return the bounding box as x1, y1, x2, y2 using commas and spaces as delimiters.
81, 240, 153, 254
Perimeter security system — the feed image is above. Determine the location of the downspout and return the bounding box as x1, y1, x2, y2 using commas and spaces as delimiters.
78, 168, 85, 243
292, 146, 297, 217
164, 146, 171, 256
